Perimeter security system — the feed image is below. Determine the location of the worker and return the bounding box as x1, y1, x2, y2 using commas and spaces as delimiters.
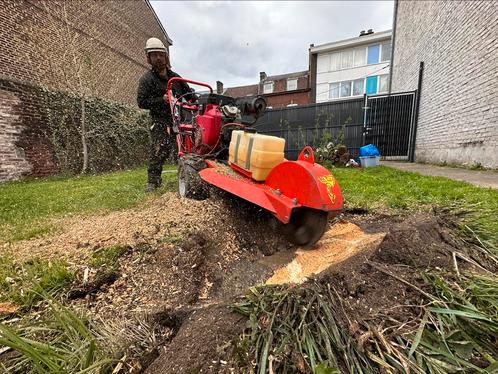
137, 37, 193, 192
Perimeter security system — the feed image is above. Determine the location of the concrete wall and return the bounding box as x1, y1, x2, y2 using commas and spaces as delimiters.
392, 0, 498, 168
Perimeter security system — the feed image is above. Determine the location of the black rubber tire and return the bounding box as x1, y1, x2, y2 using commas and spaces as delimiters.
177, 156, 209, 200
283, 208, 328, 248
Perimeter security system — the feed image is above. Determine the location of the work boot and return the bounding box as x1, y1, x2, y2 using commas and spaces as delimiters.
145, 182, 158, 193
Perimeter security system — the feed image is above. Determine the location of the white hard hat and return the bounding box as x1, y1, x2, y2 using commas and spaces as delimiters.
145, 37, 167, 54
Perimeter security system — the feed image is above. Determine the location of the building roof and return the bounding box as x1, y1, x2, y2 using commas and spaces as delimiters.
264, 70, 309, 82
145, 0, 173, 45
310, 29, 392, 54
223, 84, 259, 97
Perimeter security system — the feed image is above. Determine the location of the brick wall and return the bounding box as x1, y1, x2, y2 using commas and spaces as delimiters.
0, 1, 167, 181
392, 0, 498, 168
0, 0, 168, 105
266, 91, 310, 108
262, 74, 311, 108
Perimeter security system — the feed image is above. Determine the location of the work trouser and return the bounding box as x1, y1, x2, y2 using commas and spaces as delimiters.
147, 118, 177, 186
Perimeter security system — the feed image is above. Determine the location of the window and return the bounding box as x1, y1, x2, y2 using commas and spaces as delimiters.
287, 78, 297, 91
317, 54, 330, 73
340, 81, 351, 98
353, 47, 366, 67
353, 79, 364, 96
330, 52, 341, 71
263, 82, 273, 94
317, 83, 328, 101
381, 43, 391, 62
341, 50, 353, 69
379, 75, 389, 93
367, 45, 380, 64
366, 76, 378, 94
329, 82, 339, 99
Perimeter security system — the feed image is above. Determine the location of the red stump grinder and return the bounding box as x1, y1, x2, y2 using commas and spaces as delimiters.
168, 78, 343, 247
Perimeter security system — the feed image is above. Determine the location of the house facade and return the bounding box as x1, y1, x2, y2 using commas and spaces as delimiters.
0, 0, 170, 180
258, 71, 310, 108
219, 70, 310, 109
390, 1, 498, 168
309, 30, 392, 103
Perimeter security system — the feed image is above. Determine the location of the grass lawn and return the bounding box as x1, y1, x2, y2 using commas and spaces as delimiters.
332, 166, 498, 249
0, 166, 177, 243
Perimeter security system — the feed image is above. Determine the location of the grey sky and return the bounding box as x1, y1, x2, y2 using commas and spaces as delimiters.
151, 1, 393, 90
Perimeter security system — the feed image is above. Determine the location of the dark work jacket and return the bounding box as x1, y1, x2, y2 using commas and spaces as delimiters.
136, 68, 192, 123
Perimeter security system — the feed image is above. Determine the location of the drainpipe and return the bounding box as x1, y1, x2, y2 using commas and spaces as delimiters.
388, 0, 398, 94
409, 61, 424, 162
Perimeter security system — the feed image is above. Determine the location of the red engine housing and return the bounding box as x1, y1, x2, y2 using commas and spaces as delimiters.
195, 104, 222, 154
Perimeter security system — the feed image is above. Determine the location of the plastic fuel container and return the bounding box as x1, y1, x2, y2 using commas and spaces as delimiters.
229, 130, 285, 181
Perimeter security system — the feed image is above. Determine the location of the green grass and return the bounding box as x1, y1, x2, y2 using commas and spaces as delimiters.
0, 166, 177, 243
89, 244, 130, 268
0, 257, 74, 308
0, 294, 116, 373
331, 166, 498, 247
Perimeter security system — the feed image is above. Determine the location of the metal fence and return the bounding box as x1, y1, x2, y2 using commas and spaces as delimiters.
254, 91, 417, 160
254, 98, 364, 159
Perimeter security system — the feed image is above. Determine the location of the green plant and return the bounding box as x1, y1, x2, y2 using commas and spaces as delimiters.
0, 294, 115, 373
233, 271, 498, 374
89, 244, 130, 268
0, 257, 74, 308
233, 283, 374, 373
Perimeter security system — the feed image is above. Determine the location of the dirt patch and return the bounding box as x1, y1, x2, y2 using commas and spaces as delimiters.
146, 305, 245, 374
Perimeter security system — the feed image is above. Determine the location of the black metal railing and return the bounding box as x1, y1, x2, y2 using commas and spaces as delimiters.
254, 91, 417, 160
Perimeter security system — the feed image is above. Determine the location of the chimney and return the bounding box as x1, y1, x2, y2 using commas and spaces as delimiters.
259, 71, 267, 81
216, 80, 223, 94
359, 30, 366, 37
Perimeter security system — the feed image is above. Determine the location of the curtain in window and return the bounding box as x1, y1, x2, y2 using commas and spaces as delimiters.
353, 79, 364, 96
329, 82, 339, 99
341, 50, 353, 69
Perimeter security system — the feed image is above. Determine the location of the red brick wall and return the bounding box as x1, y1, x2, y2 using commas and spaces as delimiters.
0, 0, 167, 105
0, 1, 167, 181
266, 91, 310, 108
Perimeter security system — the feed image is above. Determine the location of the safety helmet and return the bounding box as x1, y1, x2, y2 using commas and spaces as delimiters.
145, 37, 168, 54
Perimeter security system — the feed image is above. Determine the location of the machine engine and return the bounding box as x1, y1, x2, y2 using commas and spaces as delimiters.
190, 93, 266, 157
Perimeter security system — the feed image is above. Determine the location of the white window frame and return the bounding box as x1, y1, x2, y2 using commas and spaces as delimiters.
327, 79, 366, 100
263, 81, 274, 94
287, 78, 298, 91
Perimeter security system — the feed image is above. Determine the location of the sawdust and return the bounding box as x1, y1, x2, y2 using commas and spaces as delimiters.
265, 221, 385, 285
0, 302, 19, 315
1, 192, 265, 264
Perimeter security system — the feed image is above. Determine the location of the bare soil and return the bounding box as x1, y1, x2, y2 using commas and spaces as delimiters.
3, 190, 487, 373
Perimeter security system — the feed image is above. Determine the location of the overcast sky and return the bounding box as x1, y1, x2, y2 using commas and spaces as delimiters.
151, 1, 393, 90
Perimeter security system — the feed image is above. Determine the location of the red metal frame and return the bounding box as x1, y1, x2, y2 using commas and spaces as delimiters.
168, 77, 344, 224
167, 78, 213, 156
199, 147, 343, 224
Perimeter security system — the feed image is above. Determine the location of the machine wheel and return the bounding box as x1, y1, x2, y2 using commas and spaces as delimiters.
177, 155, 209, 200
283, 208, 328, 248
